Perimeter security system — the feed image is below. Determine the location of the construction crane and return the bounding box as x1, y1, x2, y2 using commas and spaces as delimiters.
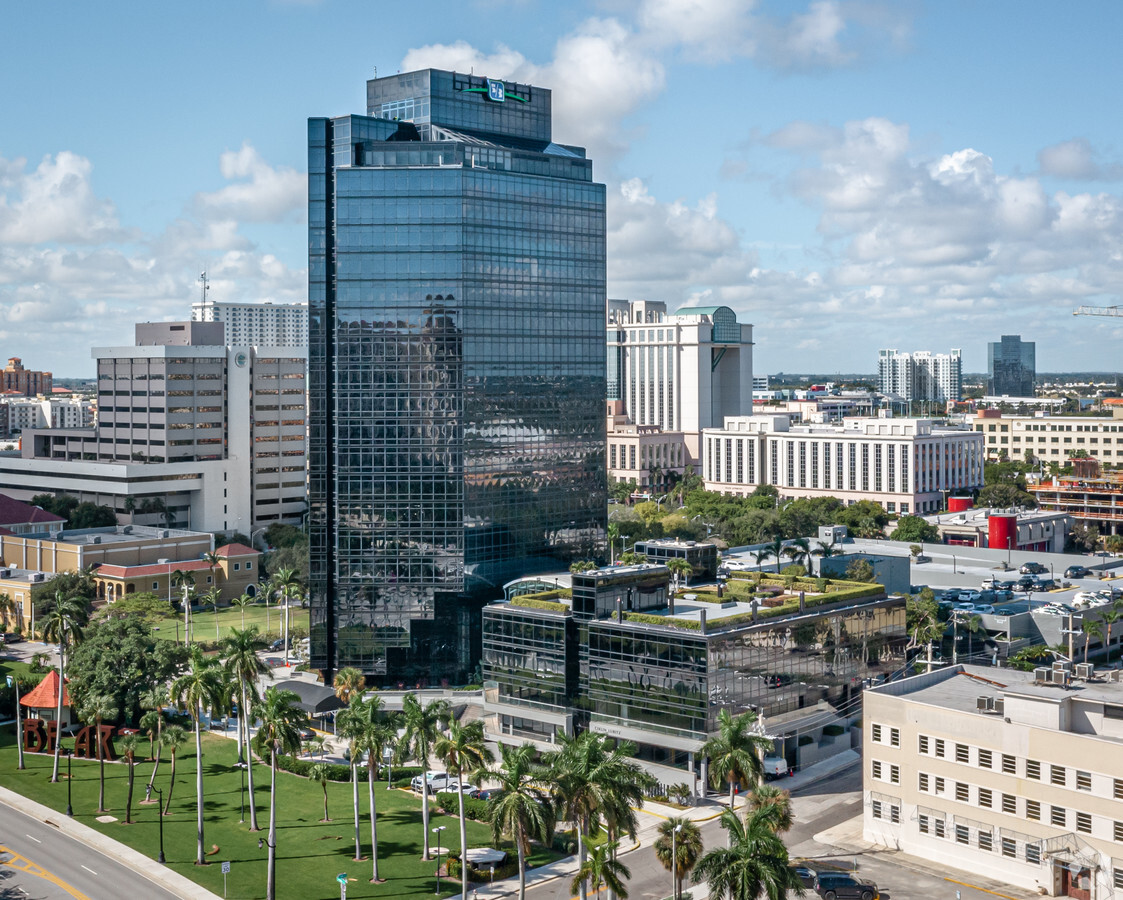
1074, 306, 1123, 317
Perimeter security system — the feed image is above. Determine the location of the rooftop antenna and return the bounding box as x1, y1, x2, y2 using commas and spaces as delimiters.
199, 271, 210, 305
372, 66, 377, 79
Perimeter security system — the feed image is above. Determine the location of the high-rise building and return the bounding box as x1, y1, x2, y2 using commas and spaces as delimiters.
878, 349, 962, 403
986, 334, 1036, 397
0, 321, 307, 532
0, 358, 51, 397
308, 69, 607, 683
192, 298, 308, 348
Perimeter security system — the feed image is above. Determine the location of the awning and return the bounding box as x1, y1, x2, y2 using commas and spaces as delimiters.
275, 680, 344, 716
465, 848, 508, 866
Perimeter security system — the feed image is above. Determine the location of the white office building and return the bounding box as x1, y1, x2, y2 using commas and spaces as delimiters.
702, 414, 984, 515
191, 298, 308, 348
878, 348, 962, 403
607, 299, 753, 469
0, 322, 306, 533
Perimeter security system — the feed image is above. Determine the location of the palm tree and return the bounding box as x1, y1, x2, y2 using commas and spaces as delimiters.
813, 539, 844, 561
435, 719, 495, 900
270, 567, 302, 656
907, 595, 945, 674
571, 842, 630, 900
489, 743, 554, 900
399, 693, 452, 860
309, 762, 332, 821
751, 547, 772, 572
333, 667, 366, 705
162, 725, 189, 816
666, 558, 694, 593
78, 693, 117, 813
202, 550, 221, 593
782, 537, 811, 574
700, 709, 774, 823
344, 696, 396, 883
1103, 607, 1123, 653
172, 646, 224, 865
0, 592, 14, 630
654, 817, 703, 900
551, 732, 650, 900
258, 687, 304, 900
222, 626, 270, 830
693, 808, 804, 900
40, 590, 87, 783
336, 695, 370, 864
119, 733, 142, 824
171, 570, 196, 642
201, 587, 222, 641
748, 784, 794, 833
231, 592, 255, 630
1083, 619, 1106, 664
607, 522, 620, 564
766, 536, 786, 574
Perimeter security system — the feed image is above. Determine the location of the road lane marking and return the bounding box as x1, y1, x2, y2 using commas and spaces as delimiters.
81, 865, 98, 875
944, 876, 1023, 899
23, 834, 40, 843
0, 844, 92, 900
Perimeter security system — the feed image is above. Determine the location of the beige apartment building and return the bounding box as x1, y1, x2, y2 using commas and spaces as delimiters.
864, 664, 1123, 898
969, 409, 1123, 465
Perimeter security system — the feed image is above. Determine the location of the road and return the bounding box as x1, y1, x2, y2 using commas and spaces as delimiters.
0, 801, 181, 900
527, 763, 1035, 900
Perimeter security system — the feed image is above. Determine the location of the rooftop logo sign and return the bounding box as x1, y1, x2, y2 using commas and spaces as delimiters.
459, 78, 529, 103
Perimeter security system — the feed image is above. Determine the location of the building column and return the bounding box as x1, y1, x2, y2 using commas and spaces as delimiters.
699, 755, 709, 798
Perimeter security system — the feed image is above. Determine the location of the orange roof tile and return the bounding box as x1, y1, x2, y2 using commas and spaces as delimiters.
20, 669, 71, 709
215, 543, 259, 557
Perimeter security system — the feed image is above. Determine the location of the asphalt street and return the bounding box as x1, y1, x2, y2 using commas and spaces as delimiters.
0, 801, 181, 900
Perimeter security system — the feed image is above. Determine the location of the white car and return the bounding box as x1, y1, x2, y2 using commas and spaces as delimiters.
959, 590, 982, 602
411, 772, 459, 794
973, 604, 996, 614
1036, 606, 1066, 616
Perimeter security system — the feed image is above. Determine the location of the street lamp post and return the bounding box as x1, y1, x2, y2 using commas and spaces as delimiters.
64, 748, 72, 816
236, 761, 248, 823
952, 555, 957, 575
7, 675, 23, 770
671, 823, 683, 900
154, 786, 165, 863
432, 825, 446, 895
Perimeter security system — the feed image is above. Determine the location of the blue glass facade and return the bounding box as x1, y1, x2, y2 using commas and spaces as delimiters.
309, 69, 607, 683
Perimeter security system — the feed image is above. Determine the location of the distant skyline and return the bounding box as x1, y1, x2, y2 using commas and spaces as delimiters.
4, 1, 1123, 374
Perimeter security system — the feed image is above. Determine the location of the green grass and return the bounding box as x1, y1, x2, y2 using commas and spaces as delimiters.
0, 728, 540, 900
151, 604, 310, 644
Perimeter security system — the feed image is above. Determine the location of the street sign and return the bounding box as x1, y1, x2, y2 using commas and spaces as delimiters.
337, 873, 348, 884
5, 676, 11, 687
222, 860, 231, 898
222, 861, 231, 874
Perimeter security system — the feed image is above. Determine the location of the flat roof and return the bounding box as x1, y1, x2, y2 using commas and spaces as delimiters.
13, 525, 207, 546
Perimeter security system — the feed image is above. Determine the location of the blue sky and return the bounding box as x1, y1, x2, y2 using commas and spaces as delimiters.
4, 0, 1123, 375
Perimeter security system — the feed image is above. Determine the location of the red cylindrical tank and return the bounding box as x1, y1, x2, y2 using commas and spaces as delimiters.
948, 496, 974, 512
988, 514, 1017, 551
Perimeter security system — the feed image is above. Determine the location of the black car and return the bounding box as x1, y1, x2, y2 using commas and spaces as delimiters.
1017, 575, 1038, 590
792, 865, 817, 888
995, 579, 1017, 591
814, 871, 879, 899
1020, 562, 1048, 575
1065, 565, 1091, 579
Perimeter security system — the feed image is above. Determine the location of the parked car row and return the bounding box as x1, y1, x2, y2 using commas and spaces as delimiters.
1073, 589, 1120, 609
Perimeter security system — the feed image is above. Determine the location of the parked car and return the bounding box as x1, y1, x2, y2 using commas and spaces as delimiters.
990, 589, 1015, 602
973, 604, 996, 614
1036, 578, 1057, 591
813, 871, 879, 899
297, 726, 316, 742
792, 865, 817, 889
959, 589, 982, 602
468, 788, 495, 801
410, 772, 458, 794
1037, 606, 1065, 617
1065, 565, 1091, 579
995, 579, 1018, 591
1016, 576, 1038, 590
1020, 562, 1048, 575
940, 588, 963, 602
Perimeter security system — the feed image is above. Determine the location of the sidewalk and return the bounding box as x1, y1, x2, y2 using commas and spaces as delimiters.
812, 812, 1043, 900
0, 784, 222, 900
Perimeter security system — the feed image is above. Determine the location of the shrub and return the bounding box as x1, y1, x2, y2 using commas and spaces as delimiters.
798, 735, 814, 746
436, 792, 491, 822
29, 653, 47, 674
822, 724, 845, 737
509, 596, 568, 612
623, 612, 701, 631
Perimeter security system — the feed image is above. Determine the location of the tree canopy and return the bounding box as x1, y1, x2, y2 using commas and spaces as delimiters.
95, 591, 174, 626
67, 617, 187, 726
30, 493, 116, 529
889, 515, 940, 543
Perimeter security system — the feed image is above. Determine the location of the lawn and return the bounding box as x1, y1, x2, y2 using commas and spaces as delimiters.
151, 603, 310, 645
0, 729, 530, 900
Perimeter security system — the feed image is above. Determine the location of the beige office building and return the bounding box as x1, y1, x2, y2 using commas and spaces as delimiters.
864, 664, 1123, 898
969, 409, 1123, 465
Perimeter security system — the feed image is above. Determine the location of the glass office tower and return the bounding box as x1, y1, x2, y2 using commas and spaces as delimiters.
308, 69, 607, 683
987, 334, 1036, 397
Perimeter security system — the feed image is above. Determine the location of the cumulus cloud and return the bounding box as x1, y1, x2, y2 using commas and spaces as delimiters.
1038, 137, 1123, 182
0, 148, 306, 372
0, 152, 128, 245
194, 143, 305, 223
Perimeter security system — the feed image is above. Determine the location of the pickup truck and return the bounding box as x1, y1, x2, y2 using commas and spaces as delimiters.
763, 756, 792, 780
